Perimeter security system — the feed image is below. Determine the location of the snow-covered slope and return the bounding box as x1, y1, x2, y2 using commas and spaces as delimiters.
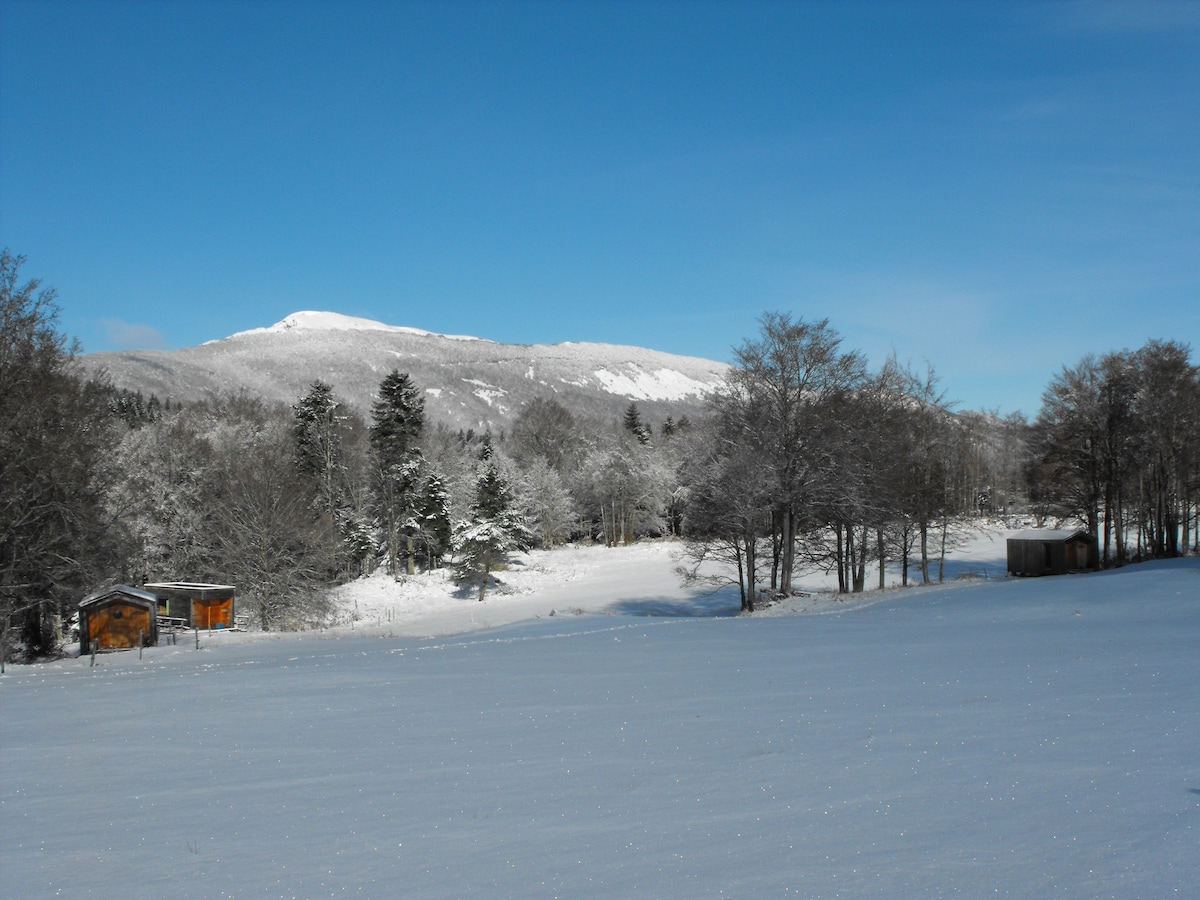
222, 310, 486, 342
81, 312, 730, 430
3, 544, 1197, 898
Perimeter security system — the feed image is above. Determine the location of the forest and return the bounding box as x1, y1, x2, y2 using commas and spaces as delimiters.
3, 249, 1198, 662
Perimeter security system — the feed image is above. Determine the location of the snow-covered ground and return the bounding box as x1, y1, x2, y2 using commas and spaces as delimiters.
324, 527, 1015, 639
2, 534, 1197, 897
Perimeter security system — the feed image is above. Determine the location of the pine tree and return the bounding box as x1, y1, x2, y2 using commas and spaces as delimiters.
369, 371, 426, 576
293, 380, 345, 519
369, 371, 424, 466
452, 446, 531, 600
623, 401, 652, 445
416, 469, 453, 568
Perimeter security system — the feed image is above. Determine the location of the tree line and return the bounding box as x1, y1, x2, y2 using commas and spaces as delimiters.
3, 250, 1197, 661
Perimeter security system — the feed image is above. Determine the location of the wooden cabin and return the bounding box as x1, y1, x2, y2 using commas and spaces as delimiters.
1006, 529, 1094, 577
78, 586, 158, 651
144, 582, 236, 629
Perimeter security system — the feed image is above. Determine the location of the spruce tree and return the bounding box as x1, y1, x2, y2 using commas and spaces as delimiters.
369, 371, 424, 466
369, 371, 426, 576
623, 401, 652, 444
293, 380, 344, 520
452, 443, 531, 600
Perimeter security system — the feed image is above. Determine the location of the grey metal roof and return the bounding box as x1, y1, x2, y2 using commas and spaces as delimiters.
1008, 529, 1090, 542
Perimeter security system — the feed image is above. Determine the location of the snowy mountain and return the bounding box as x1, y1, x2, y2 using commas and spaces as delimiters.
80, 311, 731, 430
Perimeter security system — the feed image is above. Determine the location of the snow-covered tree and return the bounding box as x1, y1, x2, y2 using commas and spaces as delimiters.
515, 456, 576, 548
1, 250, 123, 660
578, 440, 665, 546
415, 468, 454, 568
212, 420, 339, 630
452, 447, 532, 600
293, 380, 346, 520
509, 396, 584, 476
623, 401, 652, 445
369, 370, 426, 576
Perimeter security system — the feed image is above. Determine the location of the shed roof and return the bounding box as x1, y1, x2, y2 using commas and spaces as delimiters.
79, 585, 158, 608
1008, 529, 1090, 543
144, 582, 235, 598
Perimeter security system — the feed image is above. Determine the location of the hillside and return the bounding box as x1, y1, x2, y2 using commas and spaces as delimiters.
80, 311, 730, 431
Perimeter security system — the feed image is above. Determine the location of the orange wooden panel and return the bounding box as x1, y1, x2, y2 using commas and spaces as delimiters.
87, 604, 152, 649
193, 597, 233, 629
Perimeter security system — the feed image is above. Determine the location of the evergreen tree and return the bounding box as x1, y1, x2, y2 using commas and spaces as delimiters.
369, 371, 424, 466
369, 371, 426, 576
416, 469, 453, 568
452, 445, 532, 600
293, 380, 345, 520
623, 401, 652, 445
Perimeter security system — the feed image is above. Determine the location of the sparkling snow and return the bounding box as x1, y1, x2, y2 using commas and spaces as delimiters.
2, 537, 1197, 898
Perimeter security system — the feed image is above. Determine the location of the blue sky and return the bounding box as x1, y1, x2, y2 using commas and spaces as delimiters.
2, 0, 1197, 416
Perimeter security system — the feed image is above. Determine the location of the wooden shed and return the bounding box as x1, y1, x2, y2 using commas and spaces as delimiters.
1006, 529, 1094, 577
78, 585, 158, 651
144, 582, 236, 629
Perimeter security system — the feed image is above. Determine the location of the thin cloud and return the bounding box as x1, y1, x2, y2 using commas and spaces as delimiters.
1048, 0, 1200, 33
102, 319, 168, 350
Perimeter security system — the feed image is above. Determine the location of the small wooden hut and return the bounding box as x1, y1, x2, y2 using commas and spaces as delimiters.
144, 582, 236, 629
1006, 529, 1094, 577
78, 585, 158, 651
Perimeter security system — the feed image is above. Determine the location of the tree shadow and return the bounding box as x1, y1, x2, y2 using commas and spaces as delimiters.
605, 586, 742, 618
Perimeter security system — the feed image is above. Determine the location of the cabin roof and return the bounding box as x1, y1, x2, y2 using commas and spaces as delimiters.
1008, 529, 1090, 543
144, 582, 235, 591
79, 584, 158, 609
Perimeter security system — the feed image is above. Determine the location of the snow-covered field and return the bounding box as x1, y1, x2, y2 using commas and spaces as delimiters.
3, 536, 1197, 898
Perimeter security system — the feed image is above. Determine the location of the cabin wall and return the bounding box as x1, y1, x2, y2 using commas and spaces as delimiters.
1007, 538, 1092, 576
149, 588, 235, 627
191, 596, 234, 629
1007, 540, 1064, 576
82, 601, 155, 650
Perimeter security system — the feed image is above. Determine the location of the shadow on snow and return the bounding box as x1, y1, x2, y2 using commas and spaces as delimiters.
605, 587, 743, 618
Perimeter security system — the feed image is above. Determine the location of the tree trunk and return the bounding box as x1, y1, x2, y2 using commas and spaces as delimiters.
770, 509, 782, 591
919, 519, 930, 584
937, 514, 948, 584
853, 525, 868, 593
478, 551, 491, 601
743, 525, 756, 613
835, 523, 847, 594
779, 505, 795, 593
877, 528, 886, 590
734, 540, 747, 611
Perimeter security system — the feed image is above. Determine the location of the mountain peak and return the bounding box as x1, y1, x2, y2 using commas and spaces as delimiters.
86, 312, 730, 431
227, 310, 484, 342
